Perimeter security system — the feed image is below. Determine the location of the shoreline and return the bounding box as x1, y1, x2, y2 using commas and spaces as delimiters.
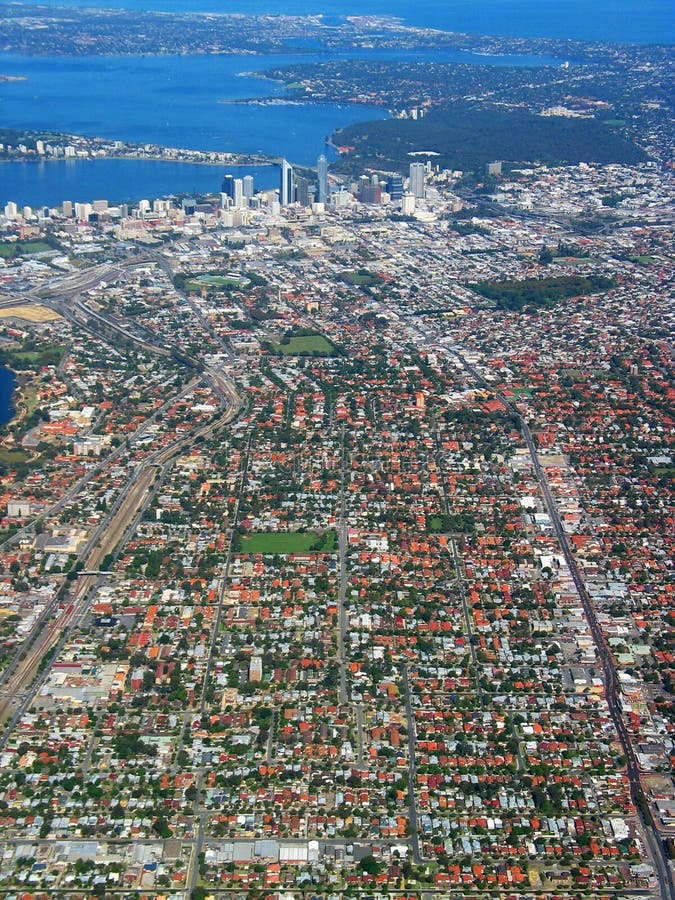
0, 151, 282, 169
0, 153, 293, 206
0, 366, 19, 431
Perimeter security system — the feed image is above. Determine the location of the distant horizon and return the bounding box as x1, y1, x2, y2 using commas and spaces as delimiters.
6, 0, 675, 44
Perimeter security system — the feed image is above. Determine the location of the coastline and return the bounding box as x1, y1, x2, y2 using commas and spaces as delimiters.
0, 366, 18, 430
0, 149, 281, 168
0, 154, 295, 208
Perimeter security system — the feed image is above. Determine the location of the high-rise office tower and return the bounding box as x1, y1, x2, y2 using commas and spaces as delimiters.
357, 176, 381, 204
221, 174, 235, 200
75, 202, 93, 221
401, 192, 416, 216
233, 178, 245, 209
317, 154, 328, 204
386, 174, 404, 202
280, 159, 294, 206
243, 175, 254, 199
295, 175, 312, 208
409, 162, 426, 199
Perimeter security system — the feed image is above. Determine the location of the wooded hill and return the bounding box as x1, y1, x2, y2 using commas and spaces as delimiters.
332, 106, 646, 175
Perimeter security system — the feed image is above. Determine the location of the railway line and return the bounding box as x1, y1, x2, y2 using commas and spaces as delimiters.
0, 251, 244, 741
0, 465, 155, 736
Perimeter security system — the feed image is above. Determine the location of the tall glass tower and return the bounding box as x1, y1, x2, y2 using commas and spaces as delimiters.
409, 162, 426, 199
280, 159, 294, 206
317, 154, 328, 204
221, 174, 235, 199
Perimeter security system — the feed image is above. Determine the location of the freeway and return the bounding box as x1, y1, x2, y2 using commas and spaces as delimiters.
0, 376, 243, 742
0, 374, 203, 552
48, 265, 242, 415
12, 249, 243, 416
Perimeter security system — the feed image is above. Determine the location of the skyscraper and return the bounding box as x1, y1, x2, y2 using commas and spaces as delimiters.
233, 178, 245, 209
409, 162, 426, 199
357, 176, 381, 204
221, 174, 235, 201
243, 175, 254, 199
386, 174, 404, 202
317, 154, 328, 204
280, 159, 293, 206
401, 192, 416, 216
295, 175, 313, 208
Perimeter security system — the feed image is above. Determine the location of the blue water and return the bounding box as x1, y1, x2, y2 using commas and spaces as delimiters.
0, 367, 17, 426
0, 52, 391, 165
0, 159, 283, 208
0, 2, 669, 206
0, 44, 570, 206
11, 0, 674, 43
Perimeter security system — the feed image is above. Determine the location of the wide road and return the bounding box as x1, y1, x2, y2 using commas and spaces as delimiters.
337, 426, 349, 708
403, 313, 673, 896
401, 664, 422, 864
187, 430, 253, 897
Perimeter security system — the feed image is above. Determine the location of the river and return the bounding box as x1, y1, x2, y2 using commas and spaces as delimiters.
0, 45, 572, 207
0, 367, 17, 427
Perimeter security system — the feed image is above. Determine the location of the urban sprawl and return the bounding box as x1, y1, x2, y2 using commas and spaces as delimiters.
0, 141, 673, 900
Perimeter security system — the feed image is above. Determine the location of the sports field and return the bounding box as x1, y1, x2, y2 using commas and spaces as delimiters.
0, 305, 61, 323
241, 530, 336, 553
